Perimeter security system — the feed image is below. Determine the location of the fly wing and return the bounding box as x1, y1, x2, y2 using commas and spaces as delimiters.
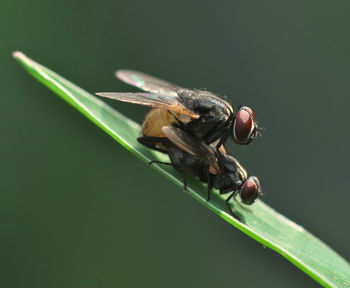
162, 126, 220, 171
95, 92, 200, 118
116, 70, 182, 95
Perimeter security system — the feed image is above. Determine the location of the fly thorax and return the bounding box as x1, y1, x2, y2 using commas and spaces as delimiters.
215, 173, 242, 192
224, 155, 248, 182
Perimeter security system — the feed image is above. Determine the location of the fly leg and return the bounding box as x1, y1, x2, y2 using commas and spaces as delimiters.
225, 192, 235, 215
148, 160, 188, 193
182, 174, 188, 192
206, 168, 213, 201
148, 160, 174, 166
225, 191, 243, 222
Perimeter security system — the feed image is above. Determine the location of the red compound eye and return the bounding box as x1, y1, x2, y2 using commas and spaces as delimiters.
240, 176, 261, 205
241, 106, 255, 120
233, 108, 255, 144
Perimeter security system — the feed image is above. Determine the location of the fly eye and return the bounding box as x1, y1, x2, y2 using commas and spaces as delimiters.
240, 176, 261, 205
233, 107, 256, 145
241, 106, 255, 120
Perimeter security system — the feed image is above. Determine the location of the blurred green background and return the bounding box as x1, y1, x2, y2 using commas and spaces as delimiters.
1, 0, 350, 287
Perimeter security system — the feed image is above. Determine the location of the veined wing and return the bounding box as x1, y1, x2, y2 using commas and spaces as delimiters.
95, 92, 199, 118
116, 70, 181, 95
162, 126, 219, 170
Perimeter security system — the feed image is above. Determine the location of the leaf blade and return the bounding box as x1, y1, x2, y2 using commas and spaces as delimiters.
13, 51, 350, 288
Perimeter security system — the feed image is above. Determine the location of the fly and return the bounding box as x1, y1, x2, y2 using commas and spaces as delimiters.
141, 126, 262, 219
96, 70, 261, 148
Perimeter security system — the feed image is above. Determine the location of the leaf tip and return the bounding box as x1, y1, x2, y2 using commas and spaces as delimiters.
12, 51, 26, 60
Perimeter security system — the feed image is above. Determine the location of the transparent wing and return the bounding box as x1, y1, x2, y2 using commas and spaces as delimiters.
116, 70, 182, 95
95, 92, 199, 118
162, 126, 219, 170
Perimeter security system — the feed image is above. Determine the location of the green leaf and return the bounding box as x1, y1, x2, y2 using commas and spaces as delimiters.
13, 51, 350, 288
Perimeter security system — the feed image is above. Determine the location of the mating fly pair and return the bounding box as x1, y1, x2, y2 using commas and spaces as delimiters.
96, 70, 262, 216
